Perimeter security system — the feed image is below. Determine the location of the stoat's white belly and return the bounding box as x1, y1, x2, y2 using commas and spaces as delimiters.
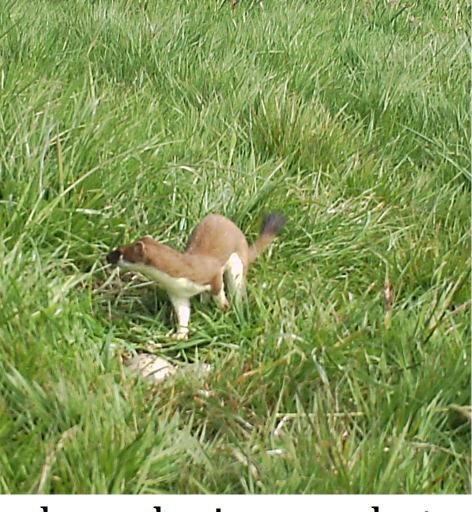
118, 261, 211, 298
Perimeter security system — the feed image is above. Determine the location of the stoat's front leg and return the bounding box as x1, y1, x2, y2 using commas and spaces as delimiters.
169, 295, 191, 340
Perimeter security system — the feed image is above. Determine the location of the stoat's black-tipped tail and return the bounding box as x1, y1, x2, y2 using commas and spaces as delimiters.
248, 212, 286, 263
261, 212, 287, 236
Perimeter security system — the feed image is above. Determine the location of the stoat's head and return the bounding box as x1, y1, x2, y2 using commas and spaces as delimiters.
107, 236, 155, 268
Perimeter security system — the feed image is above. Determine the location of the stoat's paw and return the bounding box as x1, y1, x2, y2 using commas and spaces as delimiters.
171, 330, 189, 341
220, 298, 230, 312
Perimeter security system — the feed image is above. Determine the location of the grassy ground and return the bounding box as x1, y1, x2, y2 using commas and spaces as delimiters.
0, 0, 470, 494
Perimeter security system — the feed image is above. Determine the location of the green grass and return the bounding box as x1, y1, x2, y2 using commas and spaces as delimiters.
0, 0, 470, 494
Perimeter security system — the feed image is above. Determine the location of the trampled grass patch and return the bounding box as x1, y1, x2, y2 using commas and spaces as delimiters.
0, 0, 469, 493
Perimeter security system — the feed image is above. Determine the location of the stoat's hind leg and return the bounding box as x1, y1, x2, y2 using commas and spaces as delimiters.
213, 285, 229, 311
210, 272, 230, 311
224, 253, 246, 299
168, 295, 191, 340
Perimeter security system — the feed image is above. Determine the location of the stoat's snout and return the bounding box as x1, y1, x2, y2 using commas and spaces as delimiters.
107, 249, 123, 265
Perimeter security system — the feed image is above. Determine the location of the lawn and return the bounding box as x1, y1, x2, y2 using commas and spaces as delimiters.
0, 0, 470, 493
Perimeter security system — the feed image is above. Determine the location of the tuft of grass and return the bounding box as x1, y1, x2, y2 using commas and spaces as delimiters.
0, 0, 470, 493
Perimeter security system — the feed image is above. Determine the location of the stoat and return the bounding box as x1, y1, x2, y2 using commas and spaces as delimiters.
107, 212, 286, 340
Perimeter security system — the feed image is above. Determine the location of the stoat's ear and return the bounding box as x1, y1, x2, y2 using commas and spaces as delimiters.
133, 240, 146, 259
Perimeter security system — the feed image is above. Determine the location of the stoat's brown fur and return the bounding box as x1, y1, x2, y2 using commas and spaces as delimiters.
107, 213, 285, 339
